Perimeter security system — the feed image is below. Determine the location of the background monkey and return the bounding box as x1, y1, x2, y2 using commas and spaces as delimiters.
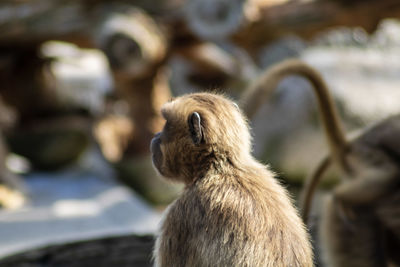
240, 59, 400, 266
302, 114, 400, 222
303, 114, 400, 266
150, 93, 313, 266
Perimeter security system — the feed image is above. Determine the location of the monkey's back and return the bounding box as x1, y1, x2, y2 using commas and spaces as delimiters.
155, 165, 313, 267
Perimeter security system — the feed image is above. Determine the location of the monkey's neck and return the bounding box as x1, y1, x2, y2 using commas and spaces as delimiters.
186, 150, 254, 185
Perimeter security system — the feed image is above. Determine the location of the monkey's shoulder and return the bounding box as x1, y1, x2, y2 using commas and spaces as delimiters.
164, 171, 290, 230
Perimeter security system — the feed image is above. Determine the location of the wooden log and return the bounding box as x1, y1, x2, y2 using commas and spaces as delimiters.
0, 0, 87, 46
0, 234, 155, 267
0, 0, 179, 46
233, 0, 400, 50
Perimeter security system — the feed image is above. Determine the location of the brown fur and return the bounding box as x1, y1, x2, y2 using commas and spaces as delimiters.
238, 59, 400, 266
302, 115, 400, 221
151, 93, 313, 267
308, 115, 400, 266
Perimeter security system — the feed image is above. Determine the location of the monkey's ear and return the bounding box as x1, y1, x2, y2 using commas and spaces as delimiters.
188, 112, 203, 145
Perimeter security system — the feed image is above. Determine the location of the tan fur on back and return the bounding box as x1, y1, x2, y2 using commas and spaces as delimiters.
152, 93, 313, 267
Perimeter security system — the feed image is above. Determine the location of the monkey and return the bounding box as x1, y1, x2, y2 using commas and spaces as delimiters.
302, 114, 400, 266
302, 115, 400, 222
150, 92, 313, 267
239, 59, 400, 266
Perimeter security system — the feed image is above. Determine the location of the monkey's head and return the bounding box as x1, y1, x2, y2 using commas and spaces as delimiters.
150, 93, 251, 184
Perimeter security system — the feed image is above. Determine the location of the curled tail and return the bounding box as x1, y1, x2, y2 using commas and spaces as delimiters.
300, 155, 332, 223
240, 59, 349, 171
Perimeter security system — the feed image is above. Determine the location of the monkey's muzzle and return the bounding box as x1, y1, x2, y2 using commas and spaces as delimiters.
150, 132, 163, 172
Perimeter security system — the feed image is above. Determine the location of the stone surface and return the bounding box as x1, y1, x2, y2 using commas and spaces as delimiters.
0, 168, 161, 259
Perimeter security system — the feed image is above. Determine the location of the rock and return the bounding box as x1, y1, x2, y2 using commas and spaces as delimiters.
7, 127, 89, 171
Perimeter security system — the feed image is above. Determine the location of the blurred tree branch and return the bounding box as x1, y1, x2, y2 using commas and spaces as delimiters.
0, 0, 399, 48
234, 0, 400, 50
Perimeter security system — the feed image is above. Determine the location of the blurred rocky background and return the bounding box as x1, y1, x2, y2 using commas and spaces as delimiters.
0, 0, 399, 266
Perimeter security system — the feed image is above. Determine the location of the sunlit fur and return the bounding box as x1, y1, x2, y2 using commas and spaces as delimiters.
151, 92, 313, 267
